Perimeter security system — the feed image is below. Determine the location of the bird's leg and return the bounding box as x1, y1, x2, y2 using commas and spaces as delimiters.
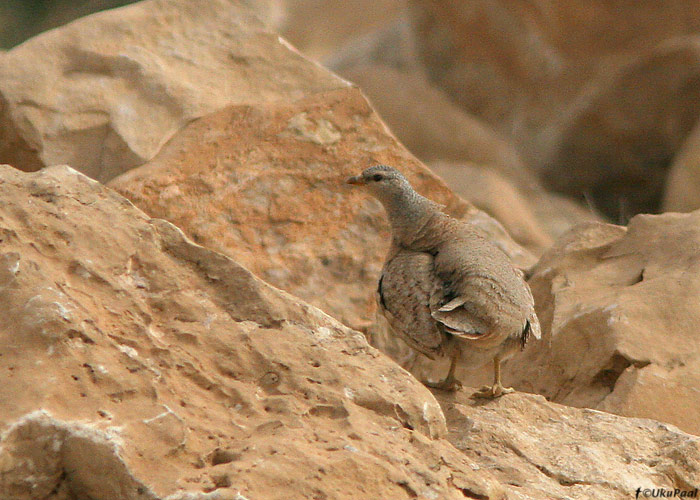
424, 344, 462, 391
471, 357, 515, 399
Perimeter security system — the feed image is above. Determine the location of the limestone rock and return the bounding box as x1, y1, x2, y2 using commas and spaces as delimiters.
0, 164, 504, 500
2, 0, 531, 394
108, 86, 534, 337
1, 166, 697, 500
0, 0, 343, 182
436, 390, 700, 500
505, 212, 700, 436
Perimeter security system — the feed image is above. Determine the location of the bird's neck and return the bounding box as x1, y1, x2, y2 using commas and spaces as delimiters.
382, 190, 442, 249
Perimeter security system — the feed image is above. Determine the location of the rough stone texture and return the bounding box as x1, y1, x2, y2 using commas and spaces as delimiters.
0, 165, 503, 500
2, 165, 698, 500
664, 117, 700, 213
109, 86, 534, 338
504, 213, 700, 436
408, 1, 700, 219
436, 390, 700, 500
0, 0, 341, 182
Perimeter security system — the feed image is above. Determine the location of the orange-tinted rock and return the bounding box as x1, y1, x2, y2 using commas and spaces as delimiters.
0, 165, 504, 500
109, 87, 533, 337
6, 165, 694, 500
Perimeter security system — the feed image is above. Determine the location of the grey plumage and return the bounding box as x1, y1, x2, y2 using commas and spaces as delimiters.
348, 165, 540, 397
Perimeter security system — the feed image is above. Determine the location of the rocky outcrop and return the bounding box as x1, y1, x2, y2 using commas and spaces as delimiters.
0, 165, 494, 500
437, 391, 700, 500
0, 0, 339, 182
101, 8, 537, 338
504, 212, 700, 436
2, 165, 698, 500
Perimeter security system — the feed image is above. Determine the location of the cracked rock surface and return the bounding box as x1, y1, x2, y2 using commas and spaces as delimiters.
0, 165, 496, 500
1, 1, 700, 499
0, 165, 698, 500
504, 216, 700, 436
435, 390, 700, 500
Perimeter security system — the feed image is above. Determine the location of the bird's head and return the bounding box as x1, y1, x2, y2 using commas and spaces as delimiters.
347, 165, 440, 244
346, 165, 412, 202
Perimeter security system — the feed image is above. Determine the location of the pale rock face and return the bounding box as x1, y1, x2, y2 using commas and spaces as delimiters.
436, 391, 700, 500
107, 85, 533, 342
2, 1, 700, 498
1, 165, 698, 500
0, 0, 344, 182
505, 213, 700, 436
0, 165, 483, 500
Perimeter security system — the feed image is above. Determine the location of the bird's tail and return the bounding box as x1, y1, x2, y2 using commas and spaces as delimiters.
520, 320, 531, 350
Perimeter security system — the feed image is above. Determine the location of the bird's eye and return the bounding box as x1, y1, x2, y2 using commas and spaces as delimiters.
372, 174, 383, 182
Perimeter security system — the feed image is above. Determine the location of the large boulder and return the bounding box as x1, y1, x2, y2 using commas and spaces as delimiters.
0, 165, 697, 500
108, 88, 533, 370
0, 0, 335, 182
99, 0, 534, 341
437, 391, 700, 500
0, 165, 500, 500
505, 212, 700, 436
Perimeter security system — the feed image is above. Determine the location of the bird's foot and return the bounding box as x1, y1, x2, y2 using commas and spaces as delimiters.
424, 376, 462, 392
470, 384, 515, 399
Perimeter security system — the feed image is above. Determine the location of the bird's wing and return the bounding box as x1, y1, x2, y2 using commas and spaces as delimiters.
377, 250, 445, 358
428, 241, 517, 341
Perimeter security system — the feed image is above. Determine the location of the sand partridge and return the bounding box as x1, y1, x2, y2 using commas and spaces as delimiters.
347, 165, 540, 398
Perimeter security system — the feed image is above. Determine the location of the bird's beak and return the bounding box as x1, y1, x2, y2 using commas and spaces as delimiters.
346, 175, 365, 185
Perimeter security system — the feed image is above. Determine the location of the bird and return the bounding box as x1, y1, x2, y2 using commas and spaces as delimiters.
347, 165, 540, 398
